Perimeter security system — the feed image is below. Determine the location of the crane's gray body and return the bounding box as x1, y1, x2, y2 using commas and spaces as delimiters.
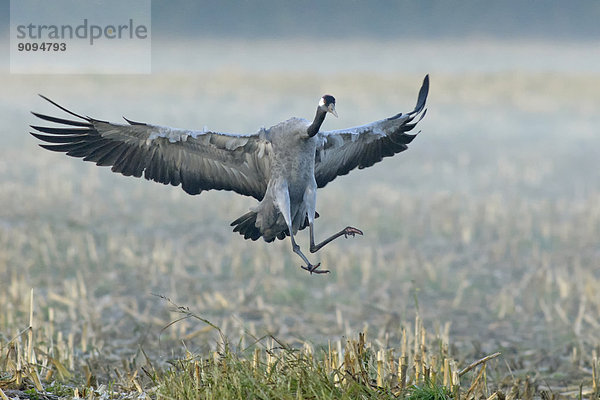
254, 117, 317, 241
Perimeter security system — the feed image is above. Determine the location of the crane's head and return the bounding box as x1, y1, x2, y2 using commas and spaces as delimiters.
319, 95, 338, 118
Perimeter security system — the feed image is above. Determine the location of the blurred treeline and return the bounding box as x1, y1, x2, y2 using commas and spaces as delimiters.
152, 0, 600, 40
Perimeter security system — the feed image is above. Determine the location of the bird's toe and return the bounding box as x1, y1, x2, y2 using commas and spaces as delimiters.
301, 262, 330, 275
343, 226, 363, 238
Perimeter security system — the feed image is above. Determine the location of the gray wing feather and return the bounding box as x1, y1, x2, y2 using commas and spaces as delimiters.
314, 75, 429, 188
30, 96, 271, 200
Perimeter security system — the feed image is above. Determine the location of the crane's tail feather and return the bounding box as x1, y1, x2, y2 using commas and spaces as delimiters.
230, 211, 318, 242
231, 211, 265, 241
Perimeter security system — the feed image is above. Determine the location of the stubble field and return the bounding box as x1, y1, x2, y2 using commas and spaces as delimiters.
1, 39, 599, 398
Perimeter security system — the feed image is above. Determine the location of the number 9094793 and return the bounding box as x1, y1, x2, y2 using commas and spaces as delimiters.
17, 42, 67, 51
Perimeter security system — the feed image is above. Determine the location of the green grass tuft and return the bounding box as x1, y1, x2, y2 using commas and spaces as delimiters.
155, 343, 393, 399
405, 380, 453, 400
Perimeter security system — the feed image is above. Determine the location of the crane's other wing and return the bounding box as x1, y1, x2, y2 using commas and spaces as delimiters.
314, 75, 428, 188
30, 96, 272, 200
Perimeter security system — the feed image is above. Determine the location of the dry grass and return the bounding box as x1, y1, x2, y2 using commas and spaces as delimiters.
1, 40, 600, 398
0, 292, 504, 399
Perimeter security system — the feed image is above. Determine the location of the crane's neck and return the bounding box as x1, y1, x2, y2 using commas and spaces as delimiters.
307, 107, 327, 137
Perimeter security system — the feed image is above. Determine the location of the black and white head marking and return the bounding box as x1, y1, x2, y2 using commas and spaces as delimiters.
319, 95, 337, 117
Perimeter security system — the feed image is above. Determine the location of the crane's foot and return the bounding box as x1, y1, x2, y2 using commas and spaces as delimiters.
300, 262, 330, 275
343, 226, 363, 238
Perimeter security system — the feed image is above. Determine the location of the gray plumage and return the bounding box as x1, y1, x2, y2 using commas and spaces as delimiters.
30, 75, 429, 274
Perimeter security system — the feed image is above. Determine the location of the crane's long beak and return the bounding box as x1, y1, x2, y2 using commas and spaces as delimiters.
328, 104, 338, 118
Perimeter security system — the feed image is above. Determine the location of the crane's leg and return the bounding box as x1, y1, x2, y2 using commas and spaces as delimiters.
275, 186, 327, 274
309, 223, 363, 253
291, 233, 328, 275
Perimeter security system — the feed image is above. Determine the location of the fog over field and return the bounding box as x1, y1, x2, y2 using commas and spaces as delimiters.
0, 1, 599, 397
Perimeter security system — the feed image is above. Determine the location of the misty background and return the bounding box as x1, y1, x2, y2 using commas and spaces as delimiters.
0, 0, 599, 392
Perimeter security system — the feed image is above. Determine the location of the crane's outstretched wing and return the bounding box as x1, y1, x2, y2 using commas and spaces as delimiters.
30, 96, 272, 201
314, 75, 429, 188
